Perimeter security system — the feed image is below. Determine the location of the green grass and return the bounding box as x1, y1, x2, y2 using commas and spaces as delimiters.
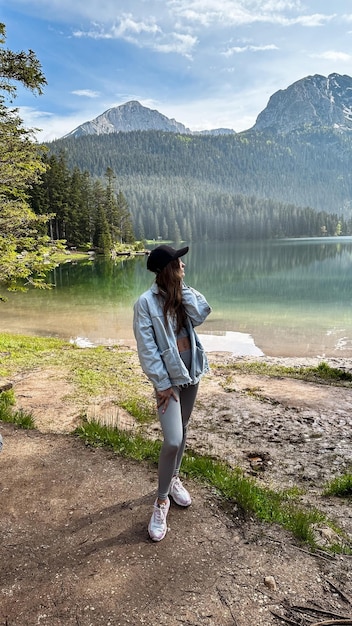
323, 472, 352, 498
75, 419, 161, 462
0, 389, 35, 429
1, 333, 349, 429
215, 359, 352, 387
0, 332, 155, 424
176, 453, 325, 546
75, 419, 350, 552
0, 333, 70, 376
119, 397, 155, 423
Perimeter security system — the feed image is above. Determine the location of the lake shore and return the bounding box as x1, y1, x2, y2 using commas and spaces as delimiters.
4, 340, 351, 507
2, 237, 352, 359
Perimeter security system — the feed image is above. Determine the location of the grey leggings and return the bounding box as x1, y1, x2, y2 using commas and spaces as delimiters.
157, 350, 198, 500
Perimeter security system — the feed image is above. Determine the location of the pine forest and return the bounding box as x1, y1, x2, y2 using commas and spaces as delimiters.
39, 127, 352, 246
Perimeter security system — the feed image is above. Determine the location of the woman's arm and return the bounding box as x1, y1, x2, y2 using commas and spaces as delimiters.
181, 283, 212, 327
133, 296, 173, 391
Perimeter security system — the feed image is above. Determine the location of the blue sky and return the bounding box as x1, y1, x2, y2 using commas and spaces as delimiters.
2, 0, 352, 141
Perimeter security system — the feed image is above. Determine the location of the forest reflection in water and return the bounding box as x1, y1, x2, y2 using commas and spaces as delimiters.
1, 238, 352, 358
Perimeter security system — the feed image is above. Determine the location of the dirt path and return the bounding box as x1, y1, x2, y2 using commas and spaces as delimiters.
1, 355, 352, 626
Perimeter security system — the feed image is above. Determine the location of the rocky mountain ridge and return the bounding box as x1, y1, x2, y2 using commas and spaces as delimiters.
253, 73, 352, 133
64, 101, 236, 138
64, 73, 352, 139
64, 100, 192, 138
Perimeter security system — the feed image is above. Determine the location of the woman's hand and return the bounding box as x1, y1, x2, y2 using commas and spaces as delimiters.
156, 387, 178, 413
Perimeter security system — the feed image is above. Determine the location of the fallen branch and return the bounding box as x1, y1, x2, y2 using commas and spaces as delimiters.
270, 609, 301, 625
326, 579, 352, 606
289, 544, 336, 562
217, 587, 238, 625
311, 617, 352, 626
292, 606, 352, 620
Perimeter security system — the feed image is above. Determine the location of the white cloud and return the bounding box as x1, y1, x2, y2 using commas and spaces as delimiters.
73, 13, 197, 57
73, 26, 109, 40
165, 1, 335, 28
71, 89, 100, 98
289, 13, 336, 27
258, 1, 302, 9
73, 13, 161, 43
17, 106, 98, 142
7, 0, 339, 29
153, 33, 198, 56
67, 0, 335, 63
310, 50, 352, 62
223, 43, 279, 56
111, 14, 161, 37
18, 106, 53, 125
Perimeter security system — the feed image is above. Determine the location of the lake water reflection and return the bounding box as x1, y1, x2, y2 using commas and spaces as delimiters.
1, 238, 352, 358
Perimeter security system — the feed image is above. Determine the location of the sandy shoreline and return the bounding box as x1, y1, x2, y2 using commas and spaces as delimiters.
71, 331, 352, 363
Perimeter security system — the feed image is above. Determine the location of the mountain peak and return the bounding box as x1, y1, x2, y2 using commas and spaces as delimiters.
63, 101, 235, 138
252, 72, 352, 133
64, 100, 191, 138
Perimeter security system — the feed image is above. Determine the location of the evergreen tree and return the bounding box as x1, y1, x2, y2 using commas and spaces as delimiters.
66, 167, 91, 245
30, 159, 136, 250
91, 180, 112, 254
104, 167, 119, 243
115, 190, 135, 243
135, 213, 145, 240
0, 23, 57, 293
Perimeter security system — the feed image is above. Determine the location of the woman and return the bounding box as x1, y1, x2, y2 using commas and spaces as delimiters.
133, 244, 211, 541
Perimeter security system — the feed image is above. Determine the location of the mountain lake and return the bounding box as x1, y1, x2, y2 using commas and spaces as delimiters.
1, 238, 352, 358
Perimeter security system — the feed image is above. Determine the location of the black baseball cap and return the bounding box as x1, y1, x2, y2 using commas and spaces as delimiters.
147, 244, 189, 273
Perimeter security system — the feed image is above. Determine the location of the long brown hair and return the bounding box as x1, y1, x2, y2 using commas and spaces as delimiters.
155, 259, 187, 333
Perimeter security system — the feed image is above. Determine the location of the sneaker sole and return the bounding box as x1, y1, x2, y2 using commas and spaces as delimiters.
148, 527, 167, 542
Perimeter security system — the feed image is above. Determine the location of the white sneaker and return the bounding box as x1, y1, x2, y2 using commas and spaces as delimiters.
169, 476, 191, 507
148, 497, 170, 542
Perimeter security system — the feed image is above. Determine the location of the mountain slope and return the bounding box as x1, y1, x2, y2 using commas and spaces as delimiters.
48, 126, 352, 216
64, 100, 236, 138
252, 73, 352, 133
64, 100, 192, 138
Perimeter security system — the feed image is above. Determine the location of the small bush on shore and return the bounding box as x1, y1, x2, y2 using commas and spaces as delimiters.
323, 472, 352, 497
0, 390, 35, 429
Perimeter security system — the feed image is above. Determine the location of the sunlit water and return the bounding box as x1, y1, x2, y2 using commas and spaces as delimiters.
1, 238, 352, 358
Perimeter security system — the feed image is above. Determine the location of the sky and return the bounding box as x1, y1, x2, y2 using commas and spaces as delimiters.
2, 0, 352, 141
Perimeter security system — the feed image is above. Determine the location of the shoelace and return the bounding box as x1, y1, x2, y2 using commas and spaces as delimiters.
153, 504, 166, 524
172, 478, 183, 493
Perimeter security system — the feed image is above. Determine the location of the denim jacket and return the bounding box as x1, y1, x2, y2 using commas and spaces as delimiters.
133, 282, 211, 391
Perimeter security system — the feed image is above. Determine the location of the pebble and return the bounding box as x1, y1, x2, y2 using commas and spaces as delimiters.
264, 576, 277, 591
